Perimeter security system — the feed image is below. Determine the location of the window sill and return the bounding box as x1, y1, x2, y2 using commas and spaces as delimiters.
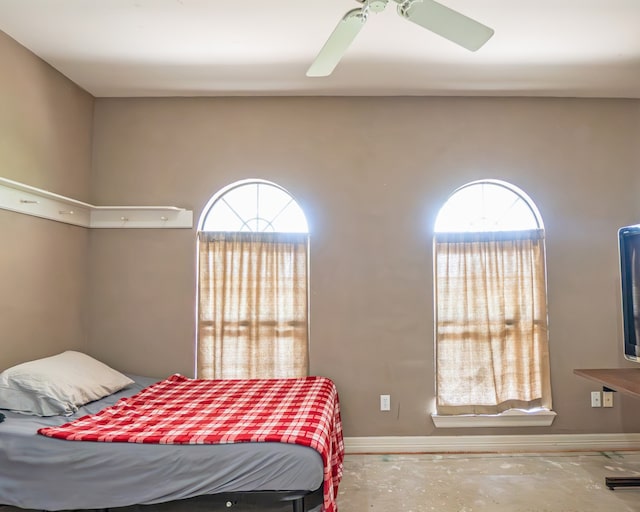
431, 409, 557, 428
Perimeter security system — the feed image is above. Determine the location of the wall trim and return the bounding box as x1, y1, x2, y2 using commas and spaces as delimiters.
344, 434, 640, 454
0, 176, 193, 228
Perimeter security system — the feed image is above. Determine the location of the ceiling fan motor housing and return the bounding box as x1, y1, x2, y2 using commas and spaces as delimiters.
370, 0, 389, 12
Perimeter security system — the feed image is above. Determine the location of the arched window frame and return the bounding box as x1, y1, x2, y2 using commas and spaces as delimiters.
434, 179, 543, 233
196, 179, 310, 380
198, 179, 308, 233
432, 179, 555, 428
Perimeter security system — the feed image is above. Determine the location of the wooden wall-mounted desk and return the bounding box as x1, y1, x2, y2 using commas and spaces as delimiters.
574, 368, 640, 399
574, 367, 640, 490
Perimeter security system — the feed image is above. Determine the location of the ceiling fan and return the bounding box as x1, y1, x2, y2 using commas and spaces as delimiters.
307, 0, 495, 77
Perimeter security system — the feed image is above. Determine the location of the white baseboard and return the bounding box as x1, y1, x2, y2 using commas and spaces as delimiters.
344, 434, 640, 454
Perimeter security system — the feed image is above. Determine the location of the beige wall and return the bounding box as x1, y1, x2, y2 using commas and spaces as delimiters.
88, 96, 640, 436
3, 29, 640, 437
0, 31, 94, 368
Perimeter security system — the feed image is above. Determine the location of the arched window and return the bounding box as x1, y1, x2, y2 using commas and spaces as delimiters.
197, 180, 309, 380
433, 180, 552, 419
434, 179, 542, 232
199, 179, 308, 233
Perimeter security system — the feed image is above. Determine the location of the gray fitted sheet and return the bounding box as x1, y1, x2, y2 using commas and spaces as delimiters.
0, 376, 323, 511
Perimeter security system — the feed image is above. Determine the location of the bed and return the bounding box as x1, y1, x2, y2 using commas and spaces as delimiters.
0, 352, 343, 512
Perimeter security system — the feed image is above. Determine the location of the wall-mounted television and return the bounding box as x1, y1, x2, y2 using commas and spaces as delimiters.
619, 225, 640, 362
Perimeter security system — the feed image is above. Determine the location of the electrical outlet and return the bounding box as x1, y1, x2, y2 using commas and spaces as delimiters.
591, 391, 602, 407
380, 394, 391, 411
603, 391, 614, 408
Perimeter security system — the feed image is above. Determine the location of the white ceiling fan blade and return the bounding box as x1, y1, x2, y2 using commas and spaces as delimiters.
307, 8, 367, 77
398, 0, 494, 51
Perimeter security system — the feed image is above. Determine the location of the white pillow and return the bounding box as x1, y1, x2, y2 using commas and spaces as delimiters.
0, 351, 134, 416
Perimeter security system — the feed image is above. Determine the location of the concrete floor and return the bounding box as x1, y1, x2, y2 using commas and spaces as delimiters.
2, 451, 640, 512
339, 451, 640, 511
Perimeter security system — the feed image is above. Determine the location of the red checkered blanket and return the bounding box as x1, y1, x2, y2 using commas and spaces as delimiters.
39, 374, 344, 512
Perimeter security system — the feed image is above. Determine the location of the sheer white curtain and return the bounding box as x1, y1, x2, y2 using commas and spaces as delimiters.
434, 229, 552, 415
197, 232, 309, 379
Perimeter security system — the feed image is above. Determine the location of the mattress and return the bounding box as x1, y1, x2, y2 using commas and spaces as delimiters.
0, 375, 324, 511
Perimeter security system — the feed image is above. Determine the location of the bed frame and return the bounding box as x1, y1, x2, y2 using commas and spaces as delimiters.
216, 488, 322, 512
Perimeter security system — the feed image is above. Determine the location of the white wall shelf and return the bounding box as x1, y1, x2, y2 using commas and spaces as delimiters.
0, 177, 193, 229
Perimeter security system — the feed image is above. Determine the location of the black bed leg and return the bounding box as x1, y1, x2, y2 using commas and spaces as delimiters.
292, 497, 304, 512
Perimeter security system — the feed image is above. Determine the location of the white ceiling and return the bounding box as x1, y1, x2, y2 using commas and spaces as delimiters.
1, 0, 639, 98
